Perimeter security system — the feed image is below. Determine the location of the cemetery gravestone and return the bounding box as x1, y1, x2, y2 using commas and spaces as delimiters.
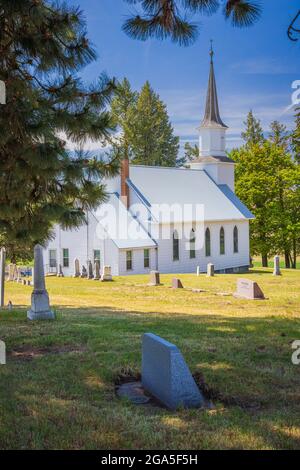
27, 245, 55, 320
207, 263, 214, 277
196, 266, 200, 276
172, 278, 184, 289
234, 278, 265, 300
73, 258, 80, 278
94, 261, 100, 280
88, 260, 94, 279
101, 265, 112, 281
148, 270, 160, 286
273, 255, 281, 276
142, 333, 205, 410
8, 264, 14, 281
57, 264, 64, 277
80, 265, 87, 278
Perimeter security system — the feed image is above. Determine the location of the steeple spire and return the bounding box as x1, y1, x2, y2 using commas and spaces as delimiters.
200, 43, 227, 129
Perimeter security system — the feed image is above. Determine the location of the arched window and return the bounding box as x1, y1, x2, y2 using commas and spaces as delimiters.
173, 230, 179, 261
205, 228, 211, 257
233, 226, 239, 253
190, 228, 196, 259
220, 227, 225, 255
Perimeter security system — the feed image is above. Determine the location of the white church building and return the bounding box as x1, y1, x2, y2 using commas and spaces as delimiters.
43, 50, 254, 277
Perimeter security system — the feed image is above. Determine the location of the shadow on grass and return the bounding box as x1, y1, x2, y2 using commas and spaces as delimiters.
1, 306, 300, 449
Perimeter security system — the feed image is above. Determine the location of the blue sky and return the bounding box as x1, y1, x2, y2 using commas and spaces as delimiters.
67, 0, 300, 151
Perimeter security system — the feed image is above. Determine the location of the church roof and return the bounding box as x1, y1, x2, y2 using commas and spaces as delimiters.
128, 165, 253, 223
200, 47, 228, 129
94, 192, 157, 249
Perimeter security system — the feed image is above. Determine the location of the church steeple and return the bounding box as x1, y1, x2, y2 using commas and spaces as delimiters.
200, 42, 227, 129
190, 44, 235, 192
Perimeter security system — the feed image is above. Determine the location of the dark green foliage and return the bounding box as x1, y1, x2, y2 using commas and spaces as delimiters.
230, 114, 300, 268
123, 0, 261, 45
111, 79, 179, 167
0, 0, 119, 261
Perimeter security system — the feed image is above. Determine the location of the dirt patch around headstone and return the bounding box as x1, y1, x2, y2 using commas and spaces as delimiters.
8, 344, 87, 361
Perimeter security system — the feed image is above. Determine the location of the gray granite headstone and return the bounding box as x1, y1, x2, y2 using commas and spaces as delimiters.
73, 258, 80, 278
207, 263, 214, 277
57, 264, 64, 277
172, 278, 184, 289
27, 244, 55, 320
148, 270, 160, 286
80, 265, 87, 278
13, 264, 18, 281
273, 255, 281, 276
94, 260, 100, 280
234, 278, 265, 300
87, 260, 94, 279
8, 263, 14, 282
142, 333, 205, 410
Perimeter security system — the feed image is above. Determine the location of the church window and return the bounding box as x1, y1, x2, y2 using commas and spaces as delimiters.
173, 230, 179, 261
190, 229, 196, 259
205, 228, 211, 257
220, 227, 225, 255
233, 226, 239, 253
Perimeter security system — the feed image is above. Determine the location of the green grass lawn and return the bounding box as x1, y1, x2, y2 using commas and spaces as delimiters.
0, 268, 300, 450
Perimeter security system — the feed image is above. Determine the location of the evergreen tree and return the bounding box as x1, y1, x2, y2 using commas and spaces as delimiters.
0, 0, 118, 261
231, 139, 300, 268
291, 110, 300, 164
184, 142, 199, 162
123, 1, 261, 46
269, 121, 289, 149
126, 81, 179, 166
241, 110, 264, 146
111, 78, 138, 161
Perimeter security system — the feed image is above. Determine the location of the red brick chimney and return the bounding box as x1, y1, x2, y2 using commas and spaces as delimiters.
121, 157, 129, 209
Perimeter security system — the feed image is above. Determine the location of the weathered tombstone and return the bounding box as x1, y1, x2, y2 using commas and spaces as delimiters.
87, 260, 94, 279
16, 267, 22, 283
80, 265, 87, 278
101, 265, 112, 281
27, 244, 55, 320
142, 333, 205, 410
172, 278, 184, 289
13, 264, 18, 281
148, 270, 160, 286
0, 340, 6, 365
8, 264, 14, 281
94, 260, 100, 280
196, 266, 200, 276
57, 264, 64, 277
273, 255, 281, 276
0, 248, 6, 308
234, 278, 265, 300
207, 263, 214, 277
73, 258, 80, 278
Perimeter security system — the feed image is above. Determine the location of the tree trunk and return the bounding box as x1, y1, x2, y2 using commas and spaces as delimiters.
292, 238, 297, 269
284, 250, 291, 269
262, 254, 268, 267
